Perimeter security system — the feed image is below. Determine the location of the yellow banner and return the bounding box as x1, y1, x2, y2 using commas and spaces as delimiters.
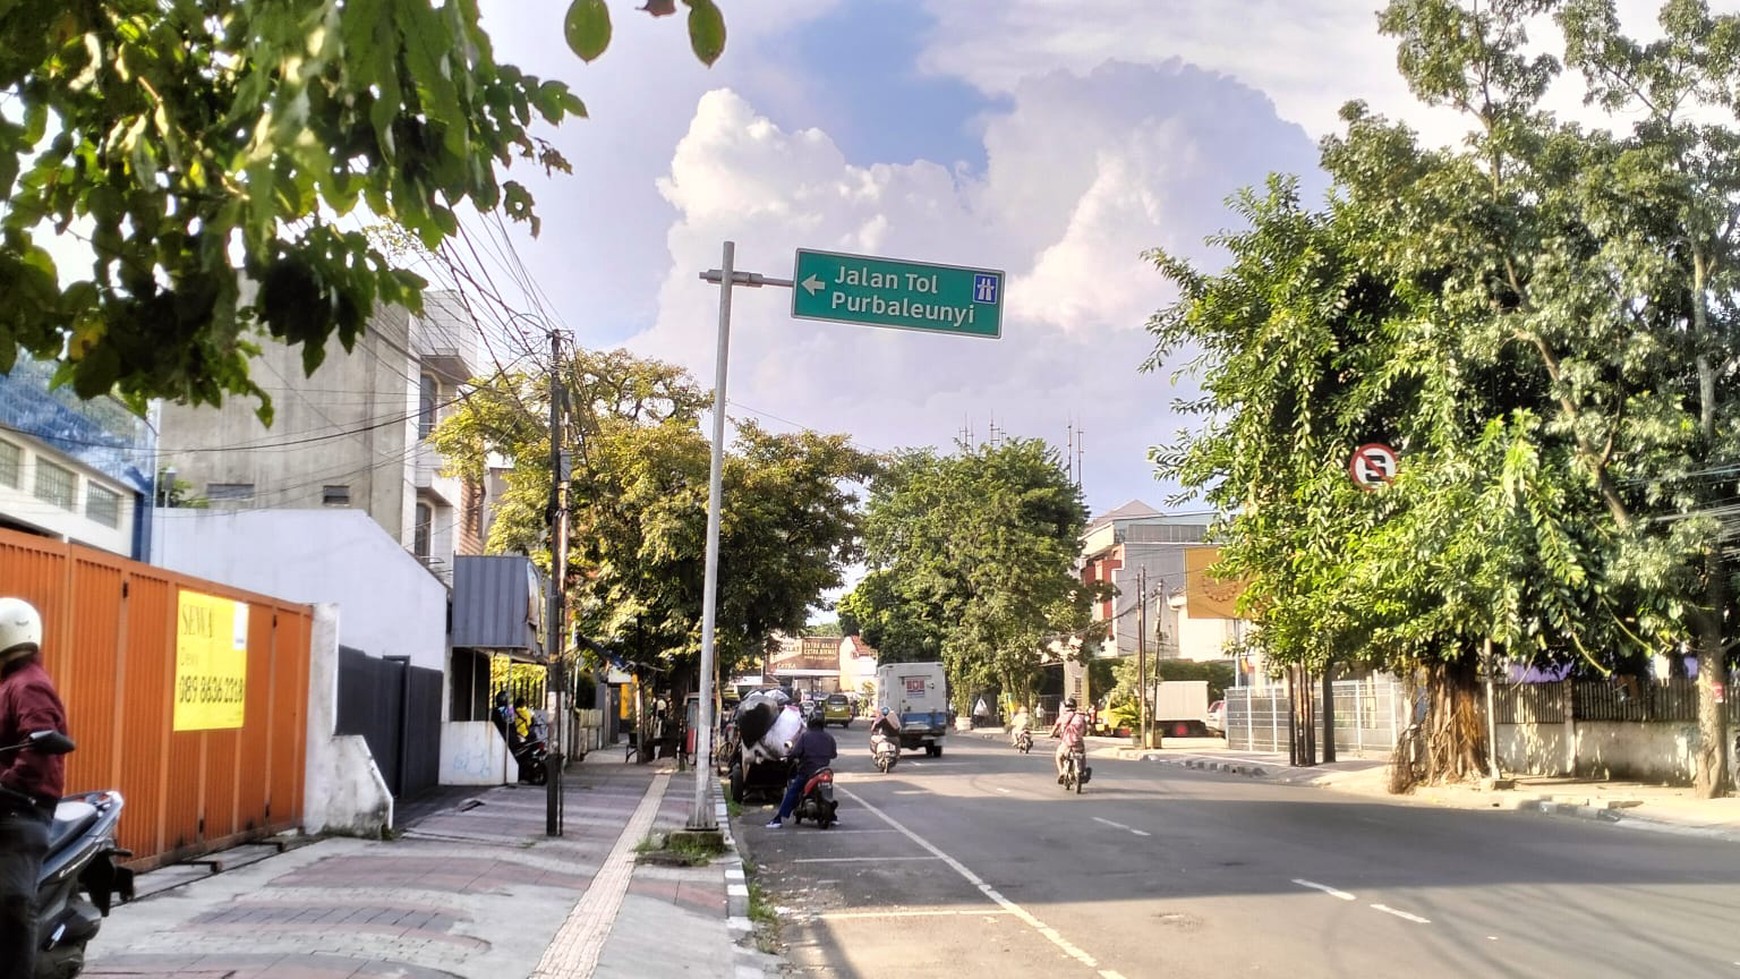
1185, 547, 1247, 620
173, 589, 249, 731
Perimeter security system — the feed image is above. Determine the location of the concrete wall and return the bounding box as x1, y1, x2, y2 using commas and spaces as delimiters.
157, 508, 448, 674
303, 604, 395, 835
1498, 721, 1700, 784
439, 720, 511, 786
0, 439, 137, 556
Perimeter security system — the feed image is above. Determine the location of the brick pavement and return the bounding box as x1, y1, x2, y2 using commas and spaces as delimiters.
85, 752, 781, 978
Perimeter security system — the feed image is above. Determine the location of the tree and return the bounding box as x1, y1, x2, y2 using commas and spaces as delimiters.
431, 347, 873, 685
842, 439, 1099, 714
0, 1, 723, 417
1147, 0, 1740, 793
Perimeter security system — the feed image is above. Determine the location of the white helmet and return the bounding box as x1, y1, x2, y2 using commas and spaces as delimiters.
0, 598, 41, 659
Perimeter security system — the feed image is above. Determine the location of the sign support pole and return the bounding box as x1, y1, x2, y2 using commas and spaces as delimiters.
693, 242, 792, 831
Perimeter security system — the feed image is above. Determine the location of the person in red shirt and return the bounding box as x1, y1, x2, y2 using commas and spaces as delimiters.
0, 597, 68, 979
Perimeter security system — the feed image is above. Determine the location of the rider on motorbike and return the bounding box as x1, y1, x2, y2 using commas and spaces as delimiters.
869, 706, 900, 741
1050, 698, 1089, 784
0, 598, 67, 979
1008, 704, 1031, 747
767, 713, 837, 828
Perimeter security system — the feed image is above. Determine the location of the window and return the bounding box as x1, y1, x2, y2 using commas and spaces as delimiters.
33, 460, 74, 510
86, 484, 121, 528
413, 502, 432, 558
418, 374, 438, 440
206, 482, 255, 503
0, 442, 18, 489
322, 485, 351, 506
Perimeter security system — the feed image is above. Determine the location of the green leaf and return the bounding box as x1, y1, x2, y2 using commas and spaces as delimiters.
564, 0, 613, 63
684, 0, 726, 66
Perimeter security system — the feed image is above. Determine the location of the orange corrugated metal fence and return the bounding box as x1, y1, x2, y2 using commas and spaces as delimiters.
0, 527, 311, 870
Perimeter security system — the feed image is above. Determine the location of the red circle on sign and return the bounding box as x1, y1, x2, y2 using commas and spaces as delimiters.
1349, 443, 1398, 489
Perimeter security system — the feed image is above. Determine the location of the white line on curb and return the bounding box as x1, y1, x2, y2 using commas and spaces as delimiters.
838, 784, 1117, 976
1291, 878, 1356, 901
1371, 903, 1431, 924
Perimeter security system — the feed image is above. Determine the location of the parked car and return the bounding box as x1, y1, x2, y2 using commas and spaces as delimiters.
1207, 700, 1226, 736
822, 692, 854, 728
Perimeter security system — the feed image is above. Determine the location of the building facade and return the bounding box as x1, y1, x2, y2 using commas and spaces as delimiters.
0, 357, 154, 558
1078, 500, 1215, 660
157, 291, 484, 580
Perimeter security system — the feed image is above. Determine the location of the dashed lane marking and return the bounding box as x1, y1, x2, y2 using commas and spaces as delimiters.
1371, 904, 1431, 924
1092, 817, 1152, 837
838, 784, 1122, 978
1291, 878, 1356, 901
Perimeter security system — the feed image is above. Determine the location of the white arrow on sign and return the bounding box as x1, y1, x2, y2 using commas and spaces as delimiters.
801, 274, 826, 296
1349, 442, 1398, 489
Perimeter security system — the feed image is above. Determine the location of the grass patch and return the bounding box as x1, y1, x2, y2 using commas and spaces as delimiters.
634, 830, 727, 866
744, 861, 780, 955
726, 796, 742, 819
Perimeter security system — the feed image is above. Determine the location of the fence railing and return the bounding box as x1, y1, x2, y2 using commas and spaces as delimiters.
1226, 676, 1410, 755
1496, 678, 1740, 724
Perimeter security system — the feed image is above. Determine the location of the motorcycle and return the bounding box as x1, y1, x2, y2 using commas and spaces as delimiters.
3, 730, 134, 979
513, 736, 549, 785
1013, 729, 1033, 754
870, 732, 899, 773
1059, 746, 1090, 794
791, 767, 838, 829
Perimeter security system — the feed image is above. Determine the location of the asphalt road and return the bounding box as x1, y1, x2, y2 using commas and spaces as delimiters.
741, 733, 1740, 979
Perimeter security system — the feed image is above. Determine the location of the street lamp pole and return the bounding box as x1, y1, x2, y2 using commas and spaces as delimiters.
692, 242, 793, 831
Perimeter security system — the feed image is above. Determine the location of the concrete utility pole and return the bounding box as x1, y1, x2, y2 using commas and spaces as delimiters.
1137, 566, 1148, 748
545, 329, 570, 837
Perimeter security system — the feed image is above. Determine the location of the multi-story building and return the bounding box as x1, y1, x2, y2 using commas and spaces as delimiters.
157, 290, 484, 580
0, 357, 155, 559
1078, 500, 1215, 660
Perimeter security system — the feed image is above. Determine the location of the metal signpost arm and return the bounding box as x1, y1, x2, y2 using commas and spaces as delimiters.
691, 242, 792, 831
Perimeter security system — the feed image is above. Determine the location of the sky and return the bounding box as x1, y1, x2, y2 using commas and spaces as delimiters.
458, 0, 1663, 522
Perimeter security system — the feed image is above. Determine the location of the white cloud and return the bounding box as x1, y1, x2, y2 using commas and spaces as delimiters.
630, 61, 1319, 513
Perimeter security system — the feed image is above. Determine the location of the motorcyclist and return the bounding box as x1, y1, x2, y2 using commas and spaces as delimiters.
1050, 697, 1089, 784
767, 713, 838, 829
1008, 704, 1031, 747
869, 706, 900, 740
0, 598, 68, 979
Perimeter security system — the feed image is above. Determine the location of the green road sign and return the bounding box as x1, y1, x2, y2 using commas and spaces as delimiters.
791, 249, 1003, 339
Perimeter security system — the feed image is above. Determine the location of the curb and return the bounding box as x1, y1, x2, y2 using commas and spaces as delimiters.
714, 789, 782, 977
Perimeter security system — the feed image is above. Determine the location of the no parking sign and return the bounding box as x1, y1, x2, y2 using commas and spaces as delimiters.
1349, 443, 1398, 489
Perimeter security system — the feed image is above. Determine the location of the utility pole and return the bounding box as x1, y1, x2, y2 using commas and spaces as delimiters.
1483, 637, 1500, 781
1321, 661, 1336, 764
1137, 566, 1148, 748
545, 329, 570, 837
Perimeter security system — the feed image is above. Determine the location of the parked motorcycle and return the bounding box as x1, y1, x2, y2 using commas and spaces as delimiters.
870, 732, 899, 773
3, 730, 134, 979
1059, 746, 1090, 794
1013, 729, 1033, 754
791, 767, 838, 829
513, 736, 549, 785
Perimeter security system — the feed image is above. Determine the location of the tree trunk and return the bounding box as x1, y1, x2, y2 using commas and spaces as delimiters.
1693, 545, 1731, 798
1425, 658, 1488, 783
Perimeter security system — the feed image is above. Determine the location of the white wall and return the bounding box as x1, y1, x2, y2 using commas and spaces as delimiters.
302, 604, 395, 835
439, 721, 511, 786
1169, 596, 1238, 662
156, 508, 448, 673
0, 438, 136, 556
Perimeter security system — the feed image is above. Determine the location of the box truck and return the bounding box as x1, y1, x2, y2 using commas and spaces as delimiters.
876, 662, 949, 757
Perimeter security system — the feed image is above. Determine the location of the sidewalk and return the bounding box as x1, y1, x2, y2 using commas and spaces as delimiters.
86, 751, 780, 979
967, 728, 1740, 841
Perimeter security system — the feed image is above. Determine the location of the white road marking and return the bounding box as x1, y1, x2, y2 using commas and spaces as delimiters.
1092, 816, 1152, 837
1371, 904, 1431, 924
996, 787, 1012, 794
839, 784, 1119, 976
820, 908, 1015, 920
793, 856, 942, 863
1290, 878, 1356, 901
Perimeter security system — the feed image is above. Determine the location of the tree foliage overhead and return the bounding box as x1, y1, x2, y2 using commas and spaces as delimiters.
431, 347, 872, 680
840, 439, 1099, 712
1147, 0, 1740, 791
0, 0, 723, 417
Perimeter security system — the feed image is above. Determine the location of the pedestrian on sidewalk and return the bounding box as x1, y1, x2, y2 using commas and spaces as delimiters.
767, 714, 837, 829
0, 598, 68, 979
